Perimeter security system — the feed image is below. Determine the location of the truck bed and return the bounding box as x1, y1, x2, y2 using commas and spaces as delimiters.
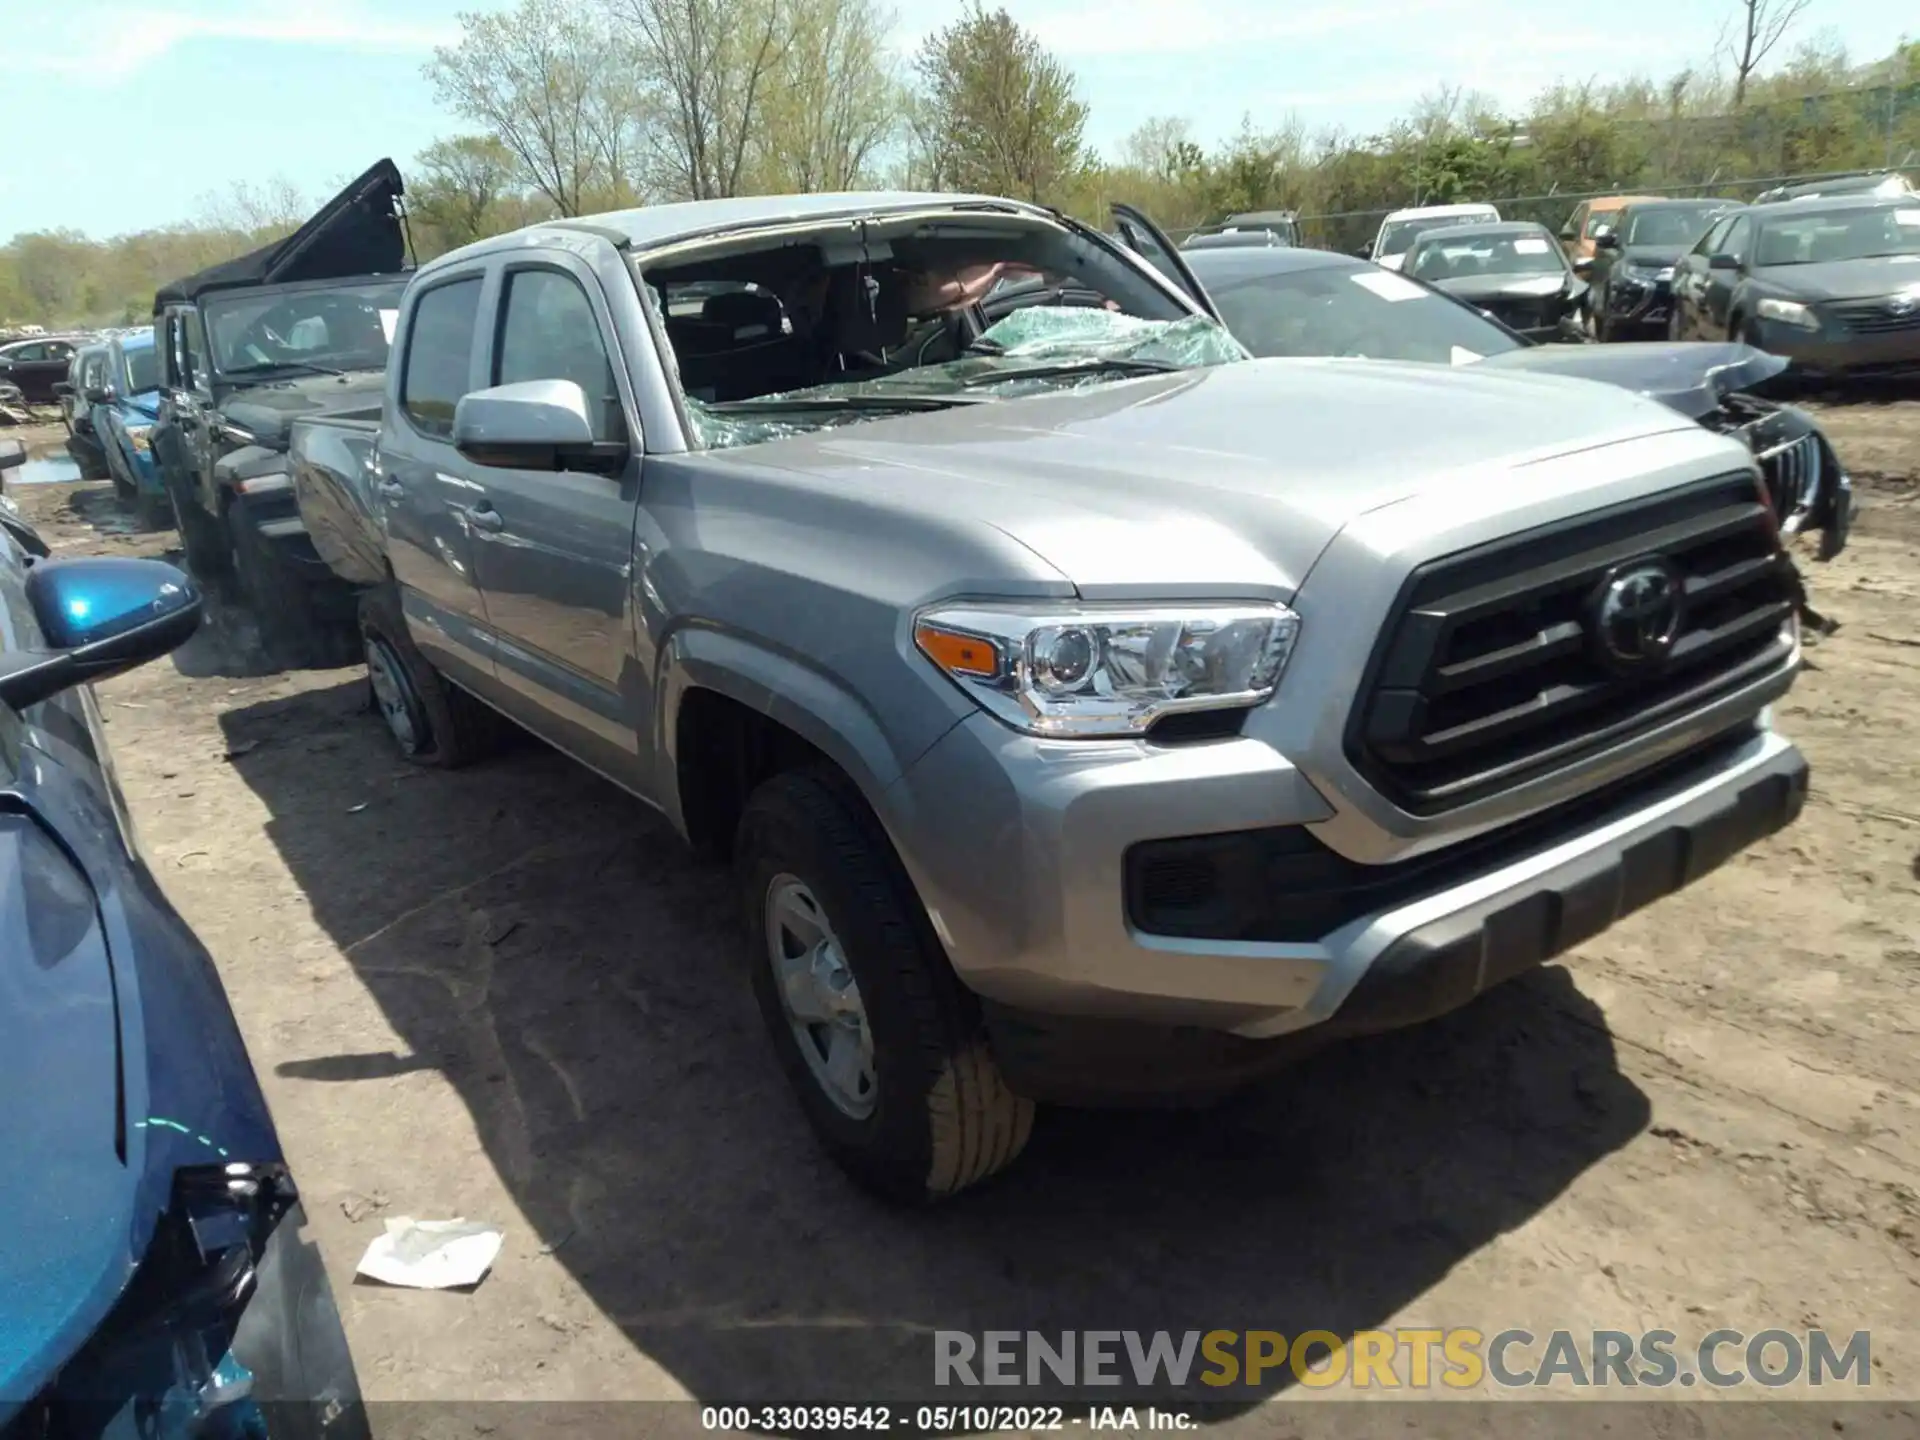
289, 412, 386, 589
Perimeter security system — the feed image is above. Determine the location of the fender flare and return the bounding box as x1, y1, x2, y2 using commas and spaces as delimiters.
653, 625, 926, 839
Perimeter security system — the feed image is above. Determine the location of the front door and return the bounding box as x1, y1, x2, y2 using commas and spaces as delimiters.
1703, 215, 1752, 337
377, 270, 496, 690
1109, 204, 1225, 321
466, 260, 645, 788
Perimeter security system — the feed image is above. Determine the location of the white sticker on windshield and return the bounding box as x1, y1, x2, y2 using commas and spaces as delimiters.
1350, 270, 1427, 302
1450, 346, 1482, 365
1896, 209, 1920, 226
1513, 237, 1552, 254
380, 309, 399, 343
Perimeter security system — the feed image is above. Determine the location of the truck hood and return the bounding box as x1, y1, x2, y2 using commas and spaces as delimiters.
219, 370, 386, 450
734, 356, 1701, 596
1475, 341, 1789, 420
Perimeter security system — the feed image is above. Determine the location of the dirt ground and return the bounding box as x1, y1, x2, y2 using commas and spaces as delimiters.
7, 397, 1920, 1427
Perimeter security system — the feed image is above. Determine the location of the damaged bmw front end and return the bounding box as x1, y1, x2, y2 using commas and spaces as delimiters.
1477, 340, 1853, 562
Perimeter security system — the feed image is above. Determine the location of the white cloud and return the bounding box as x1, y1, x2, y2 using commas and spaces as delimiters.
22, 2, 457, 80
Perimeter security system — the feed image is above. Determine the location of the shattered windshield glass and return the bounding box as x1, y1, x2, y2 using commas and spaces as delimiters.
687, 305, 1250, 451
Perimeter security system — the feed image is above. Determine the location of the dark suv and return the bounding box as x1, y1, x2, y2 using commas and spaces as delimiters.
151, 159, 409, 667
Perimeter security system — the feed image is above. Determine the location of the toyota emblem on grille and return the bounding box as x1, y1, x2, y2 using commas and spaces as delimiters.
1591, 559, 1685, 669
1890, 294, 1917, 317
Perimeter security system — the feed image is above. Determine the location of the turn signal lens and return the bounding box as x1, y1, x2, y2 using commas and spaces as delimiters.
913, 622, 1002, 679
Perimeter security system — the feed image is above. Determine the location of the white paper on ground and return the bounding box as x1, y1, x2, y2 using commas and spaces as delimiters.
1350, 270, 1427, 302
356, 1216, 503, 1290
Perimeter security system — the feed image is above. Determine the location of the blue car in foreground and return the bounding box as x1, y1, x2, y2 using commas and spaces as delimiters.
0, 440, 367, 1440
86, 331, 168, 522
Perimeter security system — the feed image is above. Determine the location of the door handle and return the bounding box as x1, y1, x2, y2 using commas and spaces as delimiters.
465, 502, 504, 532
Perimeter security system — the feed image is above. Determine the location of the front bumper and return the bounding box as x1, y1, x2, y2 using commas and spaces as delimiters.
958, 729, 1805, 1103
1605, 277, 1673, 336
1753, 319, 1920, 377
892, 693, 1804, 1048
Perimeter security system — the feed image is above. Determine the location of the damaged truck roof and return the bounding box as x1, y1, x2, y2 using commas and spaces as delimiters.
152, 158, 408, 312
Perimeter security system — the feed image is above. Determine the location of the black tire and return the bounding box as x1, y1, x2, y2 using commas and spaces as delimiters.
164, 471, 231, 580
736, 767, 1034, 1202
357, 584, 507, 768
227, 504, 357, 670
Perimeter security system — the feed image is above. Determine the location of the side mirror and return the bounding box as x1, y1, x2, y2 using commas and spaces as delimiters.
1708, 252, 1740, 270
86, 385, 116, 406
1558, 226, 1575, 241
1354, 241, 1373, 259
453, 380, 628, 477
0, 557, 202, 711
0, 439, 25, 473
52, 381, 74, 397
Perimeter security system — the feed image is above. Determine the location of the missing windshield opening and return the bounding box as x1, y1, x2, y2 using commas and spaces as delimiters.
637, 213, 1246, 450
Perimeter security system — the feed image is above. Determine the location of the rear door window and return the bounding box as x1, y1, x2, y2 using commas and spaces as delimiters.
400, 277, 483, 439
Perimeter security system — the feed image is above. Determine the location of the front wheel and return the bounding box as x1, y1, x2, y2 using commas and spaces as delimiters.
736, 767, 1035, 1202
227, 504, 356, 670
164, 474, 231, 580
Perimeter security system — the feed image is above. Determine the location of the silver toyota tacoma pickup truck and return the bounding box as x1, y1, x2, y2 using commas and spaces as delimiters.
290, 192, 1809, 1201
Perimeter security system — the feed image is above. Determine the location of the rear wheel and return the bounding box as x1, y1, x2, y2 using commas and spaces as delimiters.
357, 584, 508, 768
736, 767, 1035, 1202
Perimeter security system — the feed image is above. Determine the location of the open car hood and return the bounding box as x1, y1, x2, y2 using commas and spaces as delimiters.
153, 159, 406, 311
1475, 342, 1789, 420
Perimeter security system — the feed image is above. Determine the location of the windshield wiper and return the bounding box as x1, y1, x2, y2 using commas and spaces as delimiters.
223, 360, 350, 378
700, 393, 987, 414
957, 358, 1181, 388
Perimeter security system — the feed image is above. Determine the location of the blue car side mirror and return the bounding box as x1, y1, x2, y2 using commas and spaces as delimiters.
0, 557, 202, 711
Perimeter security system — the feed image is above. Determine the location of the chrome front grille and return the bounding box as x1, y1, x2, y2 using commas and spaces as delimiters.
1831, 298, 1920, 335
1347, 476, 1797, 814
1753, 430, 1822, 530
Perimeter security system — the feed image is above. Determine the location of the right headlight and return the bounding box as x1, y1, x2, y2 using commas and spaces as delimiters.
1757, 297, 1819, 330
913, 601, 1301, 738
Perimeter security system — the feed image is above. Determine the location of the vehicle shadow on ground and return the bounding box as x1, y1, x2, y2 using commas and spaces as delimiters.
220, 678, 1653, 1412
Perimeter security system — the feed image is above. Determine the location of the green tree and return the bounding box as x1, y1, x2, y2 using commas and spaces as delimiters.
911, 2, 1088, 202
411, 135, 523, 253
427, 0, 637, 215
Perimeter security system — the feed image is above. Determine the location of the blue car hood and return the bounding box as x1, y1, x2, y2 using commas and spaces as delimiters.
0, 758, 281, 1414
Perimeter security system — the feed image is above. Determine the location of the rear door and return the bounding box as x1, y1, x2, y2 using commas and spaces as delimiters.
1109, 204, 1224, 322
465, 257, 646, 788
378, 270, 497, 690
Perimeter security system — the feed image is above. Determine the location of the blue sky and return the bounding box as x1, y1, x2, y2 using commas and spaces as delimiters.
2, 0, 1911, 243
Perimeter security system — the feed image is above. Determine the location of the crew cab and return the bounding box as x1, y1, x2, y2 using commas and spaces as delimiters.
292, 192, 1810, 1201
151, 160, 409, 667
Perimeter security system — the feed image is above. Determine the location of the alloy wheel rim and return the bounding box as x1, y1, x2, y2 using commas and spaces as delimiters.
764, 874, 877, 1119
366, 638, 423, 755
